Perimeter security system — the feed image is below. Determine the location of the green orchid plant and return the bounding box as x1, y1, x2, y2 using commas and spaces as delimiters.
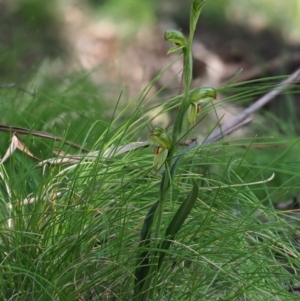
135, 1, 217, 300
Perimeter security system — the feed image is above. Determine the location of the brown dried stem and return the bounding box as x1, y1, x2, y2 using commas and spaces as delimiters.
203, 67, 300, 145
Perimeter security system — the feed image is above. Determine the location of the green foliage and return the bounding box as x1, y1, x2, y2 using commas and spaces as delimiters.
0, 1, 300, 300
0, 0, 63, 81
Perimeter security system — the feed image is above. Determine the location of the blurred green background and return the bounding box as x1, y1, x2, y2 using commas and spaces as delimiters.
1, 0, 300, 82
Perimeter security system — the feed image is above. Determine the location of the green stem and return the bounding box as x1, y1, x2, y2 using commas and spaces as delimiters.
171, 48, 192, 145
170, 0, 206, 154
140, 2, 206, 300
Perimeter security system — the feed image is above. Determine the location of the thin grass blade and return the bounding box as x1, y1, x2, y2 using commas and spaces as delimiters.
158, 179, 199, 268
134, 200, 159, 298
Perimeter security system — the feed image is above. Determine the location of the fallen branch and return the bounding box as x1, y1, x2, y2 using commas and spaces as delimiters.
203, 67, 300, 145
0, 125, 89, 152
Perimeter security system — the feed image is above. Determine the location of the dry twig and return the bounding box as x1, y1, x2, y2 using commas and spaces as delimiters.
203, 67, 300, 145
0, 125, 89, 152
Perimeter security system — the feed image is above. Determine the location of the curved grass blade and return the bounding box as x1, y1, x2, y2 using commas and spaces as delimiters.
158, 179, 199, 268
134, 200, 159, 298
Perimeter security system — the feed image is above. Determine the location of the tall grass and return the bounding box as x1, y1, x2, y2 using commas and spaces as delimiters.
0, 1, 300, 300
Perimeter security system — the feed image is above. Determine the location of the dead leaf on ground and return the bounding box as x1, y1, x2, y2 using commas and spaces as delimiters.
0, 133, 40, 164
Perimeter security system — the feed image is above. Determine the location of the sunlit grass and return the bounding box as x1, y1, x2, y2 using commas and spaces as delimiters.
0, 61, 299, 301
0, 1, 300, 300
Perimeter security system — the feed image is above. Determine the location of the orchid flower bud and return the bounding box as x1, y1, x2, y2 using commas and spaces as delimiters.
189, 87, 217, 104
150, 126, 172, 150
164, 29, 187, 55
188, 87, 217, 125
192, 0, 206, 12
150, 127, 172, 169
190, 0, 206, 31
